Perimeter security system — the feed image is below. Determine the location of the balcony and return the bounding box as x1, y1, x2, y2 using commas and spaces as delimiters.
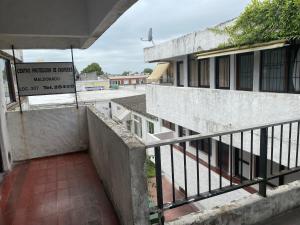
0, 106, 148, 225
2, 103, 300, 225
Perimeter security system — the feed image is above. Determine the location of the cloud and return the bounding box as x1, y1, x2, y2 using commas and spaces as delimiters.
23, 0, 251, 74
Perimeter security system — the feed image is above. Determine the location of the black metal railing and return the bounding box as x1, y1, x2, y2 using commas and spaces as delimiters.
146, 119, 300, 225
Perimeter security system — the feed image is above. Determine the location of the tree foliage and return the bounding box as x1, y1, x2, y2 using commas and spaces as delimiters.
143, 68, 153, 74
122, 71, 130, 76
81, 63, 104, 75
218, 0, 300, 47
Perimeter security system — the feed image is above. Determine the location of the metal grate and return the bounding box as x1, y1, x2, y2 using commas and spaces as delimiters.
147, 119, 300, 225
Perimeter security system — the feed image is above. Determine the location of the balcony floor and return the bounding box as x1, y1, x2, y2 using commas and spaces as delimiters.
0, 152, 119, 225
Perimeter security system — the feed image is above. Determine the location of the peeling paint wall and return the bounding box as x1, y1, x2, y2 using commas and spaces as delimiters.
144, 21, 232, 62
87, 106, 149, 225
7, 106, 88, 161
146, 85, 300, 166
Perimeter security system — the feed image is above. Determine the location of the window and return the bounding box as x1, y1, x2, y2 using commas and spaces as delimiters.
216, 56, 230, 89
261, 48, 287, 92
162, 119, 175, 131
133, 115, 142, 138
147, 121, 154, 134
189, 130, 199, 148
189, 130, 211, 155
0, 59, 15, 105
126, 120, 131, 131
289, 45, 300, 93
199, 59, 210, 87
177, 61, 184, 87
188, 55, 198, 87
237, 53, 254, 91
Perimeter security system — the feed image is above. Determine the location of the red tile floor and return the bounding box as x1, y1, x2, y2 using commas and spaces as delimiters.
0, 152, 120, 225
148, 176, 198, 222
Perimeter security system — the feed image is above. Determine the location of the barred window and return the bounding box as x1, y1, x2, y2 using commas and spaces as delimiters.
289, 46, 300, 93
237, 53, 254, 91
261, 48, 287, 92
199, 59, 210, 87
216, 56, 230, 89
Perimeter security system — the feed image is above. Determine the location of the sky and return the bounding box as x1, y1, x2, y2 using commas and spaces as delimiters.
23, 0, 251, 75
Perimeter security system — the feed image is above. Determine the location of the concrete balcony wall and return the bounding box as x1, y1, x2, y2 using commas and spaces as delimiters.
87, 106, 149, 225
7, 106, 88, 161
146, 85, 300, 166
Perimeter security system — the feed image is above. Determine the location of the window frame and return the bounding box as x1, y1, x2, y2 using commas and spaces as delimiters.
198, 58, 210, 88
147, 121, 154, 134
236, 52, 254, 91
260, 47, 288, 93
162, 119, 175, 131
215, 56, 230, 89
1, 59, 16, 106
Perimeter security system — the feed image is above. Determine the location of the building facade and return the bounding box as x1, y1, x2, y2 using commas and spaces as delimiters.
144, 22, 300, 186
109, 75, 148, 86
110, 94, 160, 144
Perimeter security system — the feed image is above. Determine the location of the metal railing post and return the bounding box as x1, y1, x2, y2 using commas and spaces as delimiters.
259, 128, 268, 197
154, 146, 164, 225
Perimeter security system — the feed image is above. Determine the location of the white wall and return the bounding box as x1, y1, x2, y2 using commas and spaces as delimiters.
146, 85, 300, 166
111, 101, 159, 144
0, 66, 12, 170
7, 106, 88, 161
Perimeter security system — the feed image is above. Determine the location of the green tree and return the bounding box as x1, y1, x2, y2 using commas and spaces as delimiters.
143, 68, 153, 74
216, 0, 300, 47
122, 71, 130, 76
81, 63, 104, 75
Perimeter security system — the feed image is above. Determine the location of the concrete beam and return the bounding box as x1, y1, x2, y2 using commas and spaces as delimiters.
0, 0, 137, 49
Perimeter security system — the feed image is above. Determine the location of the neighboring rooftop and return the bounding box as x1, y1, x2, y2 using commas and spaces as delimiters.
111, 94, 156, 120
109, 75, 148, 80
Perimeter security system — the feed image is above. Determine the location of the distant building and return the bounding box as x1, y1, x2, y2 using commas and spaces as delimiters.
108, 75, 148, 86
79, 72, 98, 81
111, 94, 159, 143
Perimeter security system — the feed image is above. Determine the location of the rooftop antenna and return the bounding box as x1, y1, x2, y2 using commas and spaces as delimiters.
141, 28, 155, 45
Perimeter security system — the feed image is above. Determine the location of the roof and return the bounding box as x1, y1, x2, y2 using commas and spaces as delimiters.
109, 75, 148, 80
143, 19, 234, 62
111, 94, 157, 120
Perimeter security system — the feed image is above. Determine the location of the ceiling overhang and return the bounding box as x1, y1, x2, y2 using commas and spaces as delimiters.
0, 0, 138, 49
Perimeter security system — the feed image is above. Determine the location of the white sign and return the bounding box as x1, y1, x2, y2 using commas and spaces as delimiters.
16, 62, 76, 96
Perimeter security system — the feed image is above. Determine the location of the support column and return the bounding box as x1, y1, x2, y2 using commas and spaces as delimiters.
230, 55, 236, 90
183, 55, 189, 87
253, 51, 261, 92
209, 57, 216, 89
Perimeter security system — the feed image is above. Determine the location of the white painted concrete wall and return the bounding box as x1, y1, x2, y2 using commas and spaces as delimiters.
144, 21, 232, 62
146, 85, 300, 166
111, 101, 160, 144
0, 66, 12, 170
7, 106, 88, 161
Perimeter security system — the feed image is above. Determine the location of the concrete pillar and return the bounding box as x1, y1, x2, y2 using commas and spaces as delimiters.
253, 51, 261, 92
183, 55, 189, 87
209, 57, 216, 89
230, 55, 236, 90
173, 60, 177, 87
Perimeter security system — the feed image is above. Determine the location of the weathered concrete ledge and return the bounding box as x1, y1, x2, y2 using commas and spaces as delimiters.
87, 106, 149, 225
167, 180, 300, 225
